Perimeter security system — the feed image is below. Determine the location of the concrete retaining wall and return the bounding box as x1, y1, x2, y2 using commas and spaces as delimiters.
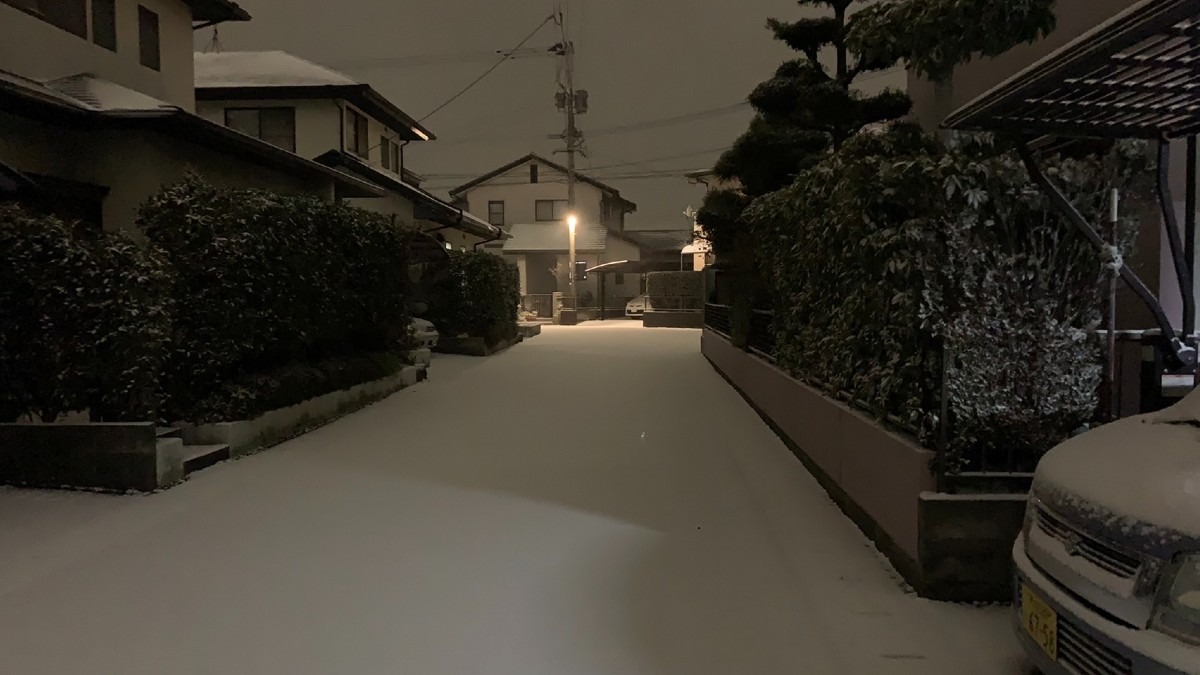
645, 311, 705, 329
180, 366, 421, 456
703, 329, 1025, 601
0, 422, 179, 491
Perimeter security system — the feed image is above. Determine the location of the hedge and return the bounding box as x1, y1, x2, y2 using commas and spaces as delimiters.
0, 203, 169, 423
646, 271, 704, 310
139, 176, 418, 421
425, 251, 520, 346
744, 125, 1153, 472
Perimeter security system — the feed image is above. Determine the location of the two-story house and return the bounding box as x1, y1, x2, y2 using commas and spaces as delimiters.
193, 51, 503, 250
450, 153, 642, 305
0, 0, 377, 233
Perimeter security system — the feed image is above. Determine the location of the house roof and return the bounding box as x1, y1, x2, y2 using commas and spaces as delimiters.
0, 70, 382, 199
186, 0, 251, 23
449, 153, 638, 213
503, 222, 607, 253
622, 229, 694, 253
314, 150, 505, 241
943, 0, 1200, 139
194, 51, 434, 142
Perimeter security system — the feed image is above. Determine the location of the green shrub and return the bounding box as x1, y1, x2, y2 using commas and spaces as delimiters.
183, 352, 406, 423
425, 251, 520, 346
0, 203, 169, 422
139, 176, 417, 421
744, 125, 1151, 470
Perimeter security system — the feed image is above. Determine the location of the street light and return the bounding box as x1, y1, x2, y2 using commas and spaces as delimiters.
567, 214, 578, 294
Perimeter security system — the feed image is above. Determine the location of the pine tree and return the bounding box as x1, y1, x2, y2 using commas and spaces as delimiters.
712, 0, 910, 199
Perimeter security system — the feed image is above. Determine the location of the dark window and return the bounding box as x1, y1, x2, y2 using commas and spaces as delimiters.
138, 5, 160, 70
535, 199, 568, 222
487, 201, 505, 226
92, 0, 116, 50
224, 108, 297, 152
380, 137, 393, 170
530, 164, 538, 183
391, 143, 400, 174
347, 109, 369, 158
615, 272, 625, 285
2, 0, 87, 37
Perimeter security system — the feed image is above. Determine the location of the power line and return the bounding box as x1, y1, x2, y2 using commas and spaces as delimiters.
586, 146, 732, 172
418, 14, 556, 123
585, 102, 751, 137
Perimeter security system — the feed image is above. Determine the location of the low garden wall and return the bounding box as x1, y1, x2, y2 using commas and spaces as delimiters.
0, 423, 177, 492
644, 311, 704, 328
181, 366, 421, 456
704, 329, 1026, 601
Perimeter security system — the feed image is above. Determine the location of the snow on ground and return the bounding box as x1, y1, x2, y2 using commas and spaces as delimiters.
0, 322, 1031, 675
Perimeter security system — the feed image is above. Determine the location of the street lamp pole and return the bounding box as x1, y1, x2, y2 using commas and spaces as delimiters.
567, 214, 577, 295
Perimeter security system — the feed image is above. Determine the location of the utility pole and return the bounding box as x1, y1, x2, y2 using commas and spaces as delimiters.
553, 2, 586, 294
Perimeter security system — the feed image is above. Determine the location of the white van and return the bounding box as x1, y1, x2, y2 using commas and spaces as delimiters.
1015, 390, 1200, 674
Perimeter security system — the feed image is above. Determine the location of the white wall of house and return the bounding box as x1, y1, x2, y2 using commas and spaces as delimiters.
460, 161, 608, 229
1, 0, 198, 110
0, 111, 333, 235
196, 97, 341, 160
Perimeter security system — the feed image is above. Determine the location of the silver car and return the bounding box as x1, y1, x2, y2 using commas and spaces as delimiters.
625, 295, 648, 318
1014, 392, 1200, 675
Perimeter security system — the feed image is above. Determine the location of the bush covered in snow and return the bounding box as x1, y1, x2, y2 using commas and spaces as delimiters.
140, 176, 417, 422
0, 204, 169, 422
425, 250, 520, 347
646, 271, 705, 310
744, 126, 1152, 471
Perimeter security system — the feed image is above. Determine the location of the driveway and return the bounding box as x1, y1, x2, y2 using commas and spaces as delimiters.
0, 322, 1029, 674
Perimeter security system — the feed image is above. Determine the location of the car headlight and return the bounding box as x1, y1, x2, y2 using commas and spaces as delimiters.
1151, 553, 1200, 645
1022, 494, 1037, 539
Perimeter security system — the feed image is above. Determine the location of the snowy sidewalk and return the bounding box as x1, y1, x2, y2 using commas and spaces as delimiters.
0, 323, 1030, 674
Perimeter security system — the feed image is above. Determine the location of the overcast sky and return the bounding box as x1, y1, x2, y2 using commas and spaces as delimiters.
200, 0, 818, 230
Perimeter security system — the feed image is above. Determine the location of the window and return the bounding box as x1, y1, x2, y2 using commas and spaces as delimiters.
530, 164, 538, 184
91, 0, 116, 50
2, 0, 87, 37
535, 199, 568, 222
346, 109, 369, 158
391, 143, 400, 173
225, 108, 297, 152
615, 272, 625, 286
380, 137, 393, 170
487, 201, 505, 226
138, 5, 160, 70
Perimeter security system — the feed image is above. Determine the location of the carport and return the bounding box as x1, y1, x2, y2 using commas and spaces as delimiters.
943, 0, 1200, 414
585, 259, 687, 320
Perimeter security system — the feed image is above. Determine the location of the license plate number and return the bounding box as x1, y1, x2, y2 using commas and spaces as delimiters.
1021, 584, 1058, 661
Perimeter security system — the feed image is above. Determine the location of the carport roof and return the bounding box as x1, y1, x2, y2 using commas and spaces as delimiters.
943, 0, 1200, 139
585, 260, 690, 275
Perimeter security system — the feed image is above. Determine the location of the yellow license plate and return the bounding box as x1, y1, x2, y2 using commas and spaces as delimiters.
1021, 584, 1058, 661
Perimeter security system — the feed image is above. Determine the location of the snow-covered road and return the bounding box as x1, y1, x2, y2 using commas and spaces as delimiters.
0, 323, 1030, 674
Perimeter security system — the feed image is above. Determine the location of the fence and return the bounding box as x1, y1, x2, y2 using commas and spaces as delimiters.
521, 294, 555, 318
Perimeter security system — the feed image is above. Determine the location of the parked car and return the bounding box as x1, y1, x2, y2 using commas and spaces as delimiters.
408, 318, 439, 349
626, 295, 648, 318
1014, 391, 1200, 675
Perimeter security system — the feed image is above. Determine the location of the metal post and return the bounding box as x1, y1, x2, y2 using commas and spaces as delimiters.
557, 2, 579, 294
1104, 189, 1120, 421
1186, 135, 1197, 350
599, 272, 606, 321
1157, 140, 1194, 334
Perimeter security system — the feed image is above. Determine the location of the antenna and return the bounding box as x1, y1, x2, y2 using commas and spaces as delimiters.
204, 27, 223, 54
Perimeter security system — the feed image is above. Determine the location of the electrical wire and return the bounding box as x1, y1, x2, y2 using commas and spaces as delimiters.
418, 14, 556, 123
585, 102, 752, 137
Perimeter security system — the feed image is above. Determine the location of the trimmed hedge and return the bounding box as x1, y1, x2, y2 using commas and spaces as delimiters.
426, 251, 520, 347
0, 204, 169, 423
745, 126, 1152, 471
646, 271, 704, 310
139, 176, 418, 421
183, 352, 407, 424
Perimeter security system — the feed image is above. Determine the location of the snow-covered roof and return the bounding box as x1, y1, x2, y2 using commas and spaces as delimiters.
194, 51, 359, 88
48, 74, 176, 113
623, 230, 693, 253
503, 223, 606, 253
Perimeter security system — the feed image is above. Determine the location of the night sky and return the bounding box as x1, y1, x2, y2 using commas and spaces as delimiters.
195, 0, 816, 230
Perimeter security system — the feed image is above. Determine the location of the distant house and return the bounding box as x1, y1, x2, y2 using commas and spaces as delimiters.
624, 230, 697, 269
0, 0, 378, 233
450, 153, 642, 305
194, 51, 503, 250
